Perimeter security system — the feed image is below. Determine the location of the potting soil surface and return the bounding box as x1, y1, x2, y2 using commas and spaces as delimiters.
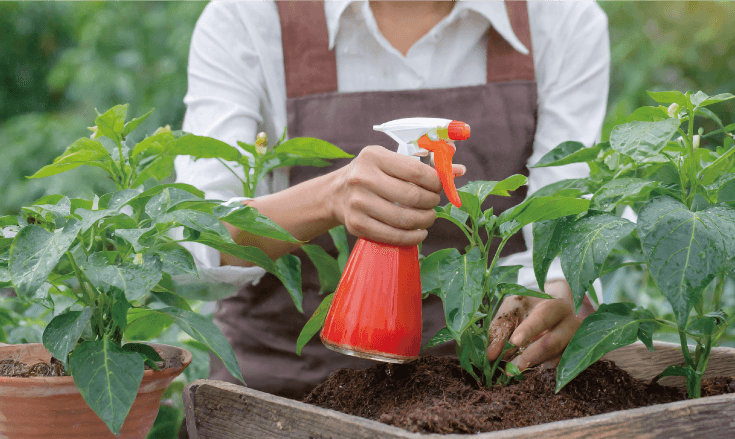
304, 356, 735, 435
0, 356, 183, 377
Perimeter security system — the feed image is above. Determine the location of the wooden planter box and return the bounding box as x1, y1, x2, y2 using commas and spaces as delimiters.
183, 342, 735, 438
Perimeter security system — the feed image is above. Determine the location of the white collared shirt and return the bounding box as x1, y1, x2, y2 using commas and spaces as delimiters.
174, 0, 610, 300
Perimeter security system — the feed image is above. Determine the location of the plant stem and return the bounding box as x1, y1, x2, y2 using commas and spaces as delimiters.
713, 273, 725, 311
679, 330, 695, 369
66, 251, 94, 306
217, 158, 247, 193
598, 261, 646, 277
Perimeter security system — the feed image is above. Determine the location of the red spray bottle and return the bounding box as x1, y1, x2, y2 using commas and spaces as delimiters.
321, 118, 471, 363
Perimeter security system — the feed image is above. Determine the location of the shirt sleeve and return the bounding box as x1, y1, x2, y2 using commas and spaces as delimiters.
507, 1, 610, 303
174, 2, 274, 289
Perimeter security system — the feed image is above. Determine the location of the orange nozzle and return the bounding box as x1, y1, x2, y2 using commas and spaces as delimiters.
448, 120, 471, 140
418, 134, 462, 208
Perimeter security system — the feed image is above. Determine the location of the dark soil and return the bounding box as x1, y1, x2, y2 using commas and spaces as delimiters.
304, 356, 735, 435
0, 356, 183, 378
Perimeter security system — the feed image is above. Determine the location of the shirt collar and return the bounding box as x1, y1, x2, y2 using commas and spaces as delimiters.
324, 1, 529, 55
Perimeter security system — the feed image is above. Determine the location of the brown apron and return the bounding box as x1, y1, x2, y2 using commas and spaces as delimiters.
209, 0, 538, 401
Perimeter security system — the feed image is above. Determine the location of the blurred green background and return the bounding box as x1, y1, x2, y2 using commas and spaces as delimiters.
1, 1, 734, 438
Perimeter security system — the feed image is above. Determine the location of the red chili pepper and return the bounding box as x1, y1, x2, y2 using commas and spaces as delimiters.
418, 134, 462, 208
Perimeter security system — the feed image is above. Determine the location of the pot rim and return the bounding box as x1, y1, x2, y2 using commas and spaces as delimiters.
0, 342, 193, 386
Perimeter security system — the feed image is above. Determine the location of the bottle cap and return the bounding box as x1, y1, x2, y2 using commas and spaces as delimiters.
448, 121, 471, 140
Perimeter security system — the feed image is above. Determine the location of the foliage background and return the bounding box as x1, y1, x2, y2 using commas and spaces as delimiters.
1, 1, 734, 437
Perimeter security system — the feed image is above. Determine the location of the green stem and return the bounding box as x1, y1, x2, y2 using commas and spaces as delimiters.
691, 335, 712, 399
66, 251, 94, 306
679, 330, 695, 369
217, 158, 248, 193
713, 273, 725, 311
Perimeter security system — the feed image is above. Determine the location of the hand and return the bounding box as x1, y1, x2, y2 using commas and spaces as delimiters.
328, 145, 465, 246
486, 280, 595, 371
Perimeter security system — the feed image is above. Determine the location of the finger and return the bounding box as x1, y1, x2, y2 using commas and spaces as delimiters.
511, 315, 581, 371
508, 298, 569, 348
452, 164, 466, 177
344, 211, 428, 246
350, 188, 437, 231
371, 146, 444, 193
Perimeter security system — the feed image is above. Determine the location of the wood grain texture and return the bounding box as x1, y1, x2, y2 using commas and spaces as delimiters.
184, 342, 735, 439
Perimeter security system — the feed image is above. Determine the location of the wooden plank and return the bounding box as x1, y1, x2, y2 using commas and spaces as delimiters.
184, 342, 735, 439
603, 341, 735, 388
183, 379, 420, 439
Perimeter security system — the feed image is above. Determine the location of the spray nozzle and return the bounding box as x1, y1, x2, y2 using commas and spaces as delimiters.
374, 118, 470, 208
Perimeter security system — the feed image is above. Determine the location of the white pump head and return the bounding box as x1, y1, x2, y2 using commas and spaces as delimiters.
373, 118, 454, 158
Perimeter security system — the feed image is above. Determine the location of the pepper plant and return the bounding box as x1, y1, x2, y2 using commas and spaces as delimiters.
296, 173, 592, 386
0, 104, 350, 434
529, 90, 735, 398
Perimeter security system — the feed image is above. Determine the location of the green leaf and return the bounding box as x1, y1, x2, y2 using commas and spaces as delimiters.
192, 233, 277, 274
646, 90, 688, 107
105, 188, 144, 211
694, 106, 727, 133
111, 289, 132, 334
155, 307, 245, 384
638, 197, 735, 326
296, 293, 333, 355
121, 342, 163, 371
145, 188, 201, 220
422, 327, 454, 350
590, 178, 657, 211
686, 315, 718, 338
131, 131, 174, 160
434, 205, 471, 237
131, 156, 174, 187
530, 178, 591, 199
458, 175, 528, 202
42, 307, 94, 367
70, 337, 144, 435
302, 244, 341, 294
532, 217, 573, 291
420, 248, 455, 298
213, 204, 301, 243
125, 309, 173, 341
275, 254, 303, 313
124, 184, 204, 212
169, 134, 242, 161
500, 196, 590, 228
626, 106, 671, 123
152, 245, 198, 277
498, 283, 553, 300
556, 303, 655, 392
165, 209, 232, 242
698, 147, 735, 187
718, 179, 735, 206
9, 219, 82, 297
610, 119, 681, 161
122, 108, 154, 138
560, 213, 636, 311
81, 253, 163, 301
95, 104, 129, 141
276, 138, 353, 159
691, 91, 735, 107
532, 142, 601, 168
328, 225, 350, 272
486, 265, 522, 290
437, 247, 485, 338
74, 208, 116, 233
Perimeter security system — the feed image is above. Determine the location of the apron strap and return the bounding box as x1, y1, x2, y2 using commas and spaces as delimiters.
277, 1, 535, 98
487, 1, 535, 82
277, 1, 338, 98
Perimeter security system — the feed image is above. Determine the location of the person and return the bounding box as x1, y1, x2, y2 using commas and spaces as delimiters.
175, 0, 609, 400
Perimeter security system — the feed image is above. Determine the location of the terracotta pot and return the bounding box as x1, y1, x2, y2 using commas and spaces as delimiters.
0, 342, 192, 439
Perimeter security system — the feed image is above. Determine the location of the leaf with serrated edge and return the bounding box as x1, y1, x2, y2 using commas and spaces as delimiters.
70, 337, 144, 435
156, 307, 245, 383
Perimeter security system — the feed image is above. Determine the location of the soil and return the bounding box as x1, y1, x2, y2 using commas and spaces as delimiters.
304, 356, 735, 435
0, 356, 183, 377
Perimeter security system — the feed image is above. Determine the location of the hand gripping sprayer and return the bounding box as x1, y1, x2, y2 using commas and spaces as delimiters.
320, 118, 471, 362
